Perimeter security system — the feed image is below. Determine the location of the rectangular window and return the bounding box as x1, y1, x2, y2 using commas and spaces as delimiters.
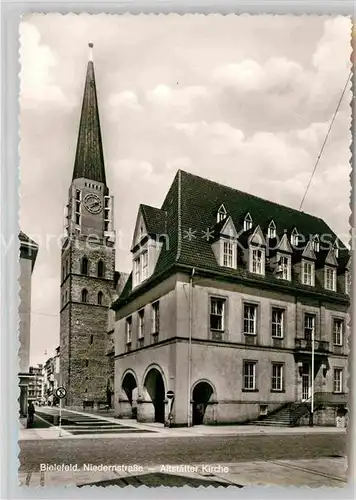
333, 368, 343, 393
104, 221, 109, 232
152, 301, 160, 334
76, 189, 81, 201
244, 304, 257, 334
268, 225, 276, 239
243, 362, 256, 390
325, 267, 336, 291
271, 308, 284, 338
277, 255, 290, 280
104, 196, 110, 208
133, 251, 148, 286
141, 250, 148, 281
304, 313, 315, 340
125, 316, 132, 343
345, 271, 350, 295
302, 261, 314, 286
251, 248, 264, 275
134, 256, 140, 285
104, 209, 110, 220
222, 241, 234, 268
333, 319, 344, 346
272, 364, 284, 391
75, 214, 80, 225
138, 309, 145, 338
210, 298, 225, 331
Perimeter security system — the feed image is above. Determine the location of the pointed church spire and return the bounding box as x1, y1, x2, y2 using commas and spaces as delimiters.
72, 42, 106, 185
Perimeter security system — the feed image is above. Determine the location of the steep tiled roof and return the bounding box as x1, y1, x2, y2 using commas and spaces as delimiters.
113, 170, 349, 308
140, 204, 167, 236
72, 59, 106, 185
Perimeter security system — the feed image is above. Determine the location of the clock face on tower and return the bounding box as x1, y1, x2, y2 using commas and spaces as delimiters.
83, 193, 103, 214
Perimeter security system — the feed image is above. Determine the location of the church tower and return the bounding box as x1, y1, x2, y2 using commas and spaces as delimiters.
60, 43, 116, 407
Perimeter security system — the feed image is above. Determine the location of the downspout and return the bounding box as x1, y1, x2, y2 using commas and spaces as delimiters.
187, 267, 195, 427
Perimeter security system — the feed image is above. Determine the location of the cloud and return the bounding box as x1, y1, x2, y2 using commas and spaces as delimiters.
175, 121, 245, 155
146, 84, 208, 110
212, 58, 304, 94
107, 90, 141, 111
19, 22, 68, 108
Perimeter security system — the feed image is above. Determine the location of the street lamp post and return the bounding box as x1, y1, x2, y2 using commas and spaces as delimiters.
310, 326, 315, 427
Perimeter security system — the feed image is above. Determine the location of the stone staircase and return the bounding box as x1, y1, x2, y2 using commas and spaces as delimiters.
249, 392, 348, 428
249, 402, 311, 427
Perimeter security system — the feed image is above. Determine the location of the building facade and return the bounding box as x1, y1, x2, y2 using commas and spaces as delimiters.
18, 232, 39, 417
113, 171, 350, 426
28, 365, 44, 402
43, 347, 60, 405
59, 44, 117, 408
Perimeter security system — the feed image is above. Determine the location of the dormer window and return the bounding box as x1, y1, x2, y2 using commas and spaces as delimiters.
244, 213, 253, 231
291, 228, 299, 247
324, 266, 336, 291
217, 204, 227, 223
268, 220, 276, 239
276, 254, 291, 281
249, 247, 265, 275
312, 235, 320, 252
222, 239, 236, 268
133, 249, 149, 287
302, 260, 315, 286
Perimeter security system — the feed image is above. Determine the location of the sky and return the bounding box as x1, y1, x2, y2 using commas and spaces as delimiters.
19, 14, 352, 367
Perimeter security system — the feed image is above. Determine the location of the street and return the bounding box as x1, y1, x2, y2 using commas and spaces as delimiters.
18, 408, 348, 487
19, 432, 345, 472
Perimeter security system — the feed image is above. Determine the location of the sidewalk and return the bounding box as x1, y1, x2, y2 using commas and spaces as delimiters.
18, 457, 348, 488
19, 406, 347, 440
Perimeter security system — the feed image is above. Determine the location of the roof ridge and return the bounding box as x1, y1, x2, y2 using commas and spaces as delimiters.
176, 170, 182, 261
178, 169, 327, 225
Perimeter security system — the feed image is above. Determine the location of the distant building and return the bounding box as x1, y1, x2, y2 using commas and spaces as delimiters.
18, 231, 39, 416
113, 170, 350, 427
43, 347, 60, 405
28, 365, 44, 402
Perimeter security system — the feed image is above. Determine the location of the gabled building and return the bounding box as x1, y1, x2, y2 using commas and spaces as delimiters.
113, 170, 350, 426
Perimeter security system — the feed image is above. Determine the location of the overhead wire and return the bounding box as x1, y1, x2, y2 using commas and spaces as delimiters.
299, 70, 352, 211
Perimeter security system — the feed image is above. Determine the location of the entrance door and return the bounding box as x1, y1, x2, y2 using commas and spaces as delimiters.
301, 363, 310, 401
192, 382, 214, 426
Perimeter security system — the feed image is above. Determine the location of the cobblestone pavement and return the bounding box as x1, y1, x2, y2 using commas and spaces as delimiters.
19, 432, 346, 472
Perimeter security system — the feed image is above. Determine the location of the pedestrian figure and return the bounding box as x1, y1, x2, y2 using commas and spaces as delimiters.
27, 401, 35, 428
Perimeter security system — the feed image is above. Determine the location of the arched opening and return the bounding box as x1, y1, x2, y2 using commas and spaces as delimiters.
192, 381, 215, 425
122, 372, 138, 418
143, 368, 165, 423
97, 291, 103, 305
97, 260, 104, 278
81, 257, 88, 275
81, 289, 88, 303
